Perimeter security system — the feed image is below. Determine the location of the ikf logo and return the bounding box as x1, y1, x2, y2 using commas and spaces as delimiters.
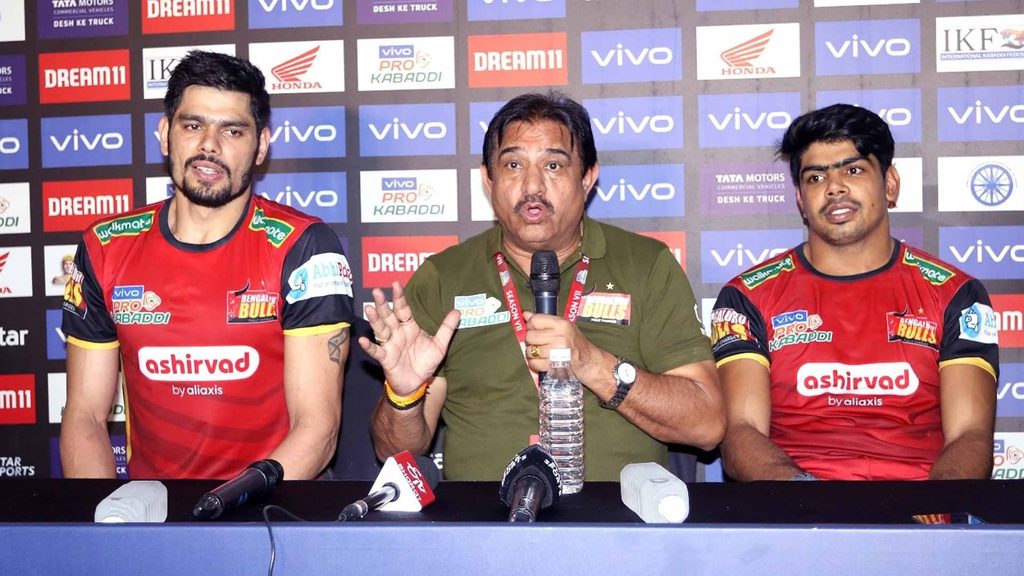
0, 247, 33, 298
695, 23, 801, 80
269, 106, 346, 159
815, 19, 920, 76
938, 85, 1024, 143
589, 164, 685, 219
940, 226, 1024, 280
357, 0, 453, 25
143, 0, 234, 34
249, 40, 345, 94
360, 170, 459, 223
936, 14, 1024, 73
142, 44, 236, 100
249, 0, 344, 29
467, 0, 564, 21
699, 92, 800, 148
39, 49, 130, 104
362, 235, 459, 287
583, 96, 683, 151
0, 375, 34, 425
43, 179, 133, 233
359, 103, 456, 157
255, 172, 347, 224
469, 100, 503, 154
638, 231, 686, 270
581, 28, 682, 84
0, 119, 28, 170
700, 229, 804, 284
991, 294, 1024, 348
816, 88, 921, 143
468, 32, 568, 88
937, 156, 1022, 212
41, 114, 132, 168
996, 363, 1024, 418
890, 157, 923, 214
0, 54, 27, 106
0, 182, 31, 235
357, 36, 456, 92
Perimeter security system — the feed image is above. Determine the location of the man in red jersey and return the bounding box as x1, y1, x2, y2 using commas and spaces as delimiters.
60, 51, 353, 480
711, 104, 999, 481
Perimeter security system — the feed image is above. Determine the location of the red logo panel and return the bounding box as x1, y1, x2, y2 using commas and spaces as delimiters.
39, 50, 130, 104
468, 32, 568, 88
992, 294, 1024, 348
142, 0, 235, 34
639, 231, 686, 271
362, 235, 458, 288
43, 179, 133, 233
0, 375, 35, 425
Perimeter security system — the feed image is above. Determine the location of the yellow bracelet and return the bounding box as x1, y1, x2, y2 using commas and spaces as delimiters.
385, 380, 427, 410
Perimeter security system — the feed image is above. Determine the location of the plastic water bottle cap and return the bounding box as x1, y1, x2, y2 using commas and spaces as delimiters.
657, 495, 688, 523
549, 348, 571, 362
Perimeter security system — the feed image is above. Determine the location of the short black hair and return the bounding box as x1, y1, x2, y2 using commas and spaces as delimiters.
777, 103, 895, 183
482, 92, 597, 177
163, 51, 271, 133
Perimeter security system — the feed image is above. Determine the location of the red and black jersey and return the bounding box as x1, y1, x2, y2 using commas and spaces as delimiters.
711, 241, 999, 480
62, 195, 354, 479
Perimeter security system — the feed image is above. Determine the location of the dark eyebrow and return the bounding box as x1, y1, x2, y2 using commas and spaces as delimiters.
800, 155, 867, 177
176, 113, 252, 130
497, 146, 572, 160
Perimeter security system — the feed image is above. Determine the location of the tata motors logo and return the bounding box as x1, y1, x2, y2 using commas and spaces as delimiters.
699, 92, 800, 148
142, 44, 235, 100
250, 0, 343, 29
360, 169, 459, 223
940, 226, 1024, 279
696, 23, 800, 80
581, 28, 682, 84
39, 0, 128, 39
938, 156, 1022, 212
359, 103, 455, 157
584, 96, 683, 151
936, 14, 1024, 73
268, 106, 346, 160
41, 114, 132, 168
0, 375, 35, 425
0, 183, 31, 235
358, 0, 453, 25
357, 36, 455, 92
250, 41, 345, 94
43, 179, 133, 232
815, 19, 919, 75
701, 229, 803, 284
39, 49, 130, 104
468, 32, 567, 88
139, 346, 258, 382
797, 362, 920, 398
256, 172, 346, 224
938, 85, 1024, 143
467, 0, 563, 21
362, 235, 458, 287
997, 363, 1024, 417
590, 164, 684, 219
816, 88, 921, 144
142, 0, 233, 34
0, 119, 29, 170
700, 162, 792, 216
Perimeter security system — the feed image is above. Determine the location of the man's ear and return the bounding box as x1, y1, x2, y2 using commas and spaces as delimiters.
582, 163, 600, 200
158, 116, 170, 157
884, 163, 901, 209
255, 126, 270, 166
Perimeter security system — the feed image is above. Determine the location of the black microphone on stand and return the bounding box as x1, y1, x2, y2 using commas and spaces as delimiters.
192, 459, 284, 520
499, 444, 562, 522
530, 250, 560, 382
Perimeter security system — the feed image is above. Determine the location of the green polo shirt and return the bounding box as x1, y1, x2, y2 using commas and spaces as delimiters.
404, 216, 711, 481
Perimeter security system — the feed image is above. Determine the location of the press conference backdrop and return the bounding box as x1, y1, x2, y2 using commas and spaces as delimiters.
0, 0, 1022, 482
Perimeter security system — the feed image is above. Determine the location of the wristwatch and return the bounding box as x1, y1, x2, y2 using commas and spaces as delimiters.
600, 357, 637, 410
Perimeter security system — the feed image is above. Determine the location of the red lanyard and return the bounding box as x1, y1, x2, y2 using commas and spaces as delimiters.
493, 251, 590, 349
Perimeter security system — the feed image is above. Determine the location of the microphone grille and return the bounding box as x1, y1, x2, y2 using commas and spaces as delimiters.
413, 455, 442, 489
530, 250, 559, 278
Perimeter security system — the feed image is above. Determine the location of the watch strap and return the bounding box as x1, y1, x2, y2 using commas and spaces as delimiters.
599, 357, 635, 410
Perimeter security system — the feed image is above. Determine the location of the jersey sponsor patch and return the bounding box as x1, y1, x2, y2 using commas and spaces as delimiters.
61, 261, 87, 319
886, 309, 939, 350
769, 309, 831, 352
454, 293, 509, 328
226, 284, 279, 324
902, 249, 955, 286
796, 362, 920, 397
138, 345, 258, 383
959, 302, 999, 345
111, 285, 170, 325
740, 254, 795, 290
710, 307, 751, 350
285, 252, 354, 304
578, 292, 630, 325
249, 208, 295, 248
92, 211, 154, 245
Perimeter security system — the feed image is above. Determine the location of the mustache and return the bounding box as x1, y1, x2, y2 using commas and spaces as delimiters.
513, 194, 554, 214
184, 154, 231, 177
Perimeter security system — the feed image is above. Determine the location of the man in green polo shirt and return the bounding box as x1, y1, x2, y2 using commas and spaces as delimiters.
360, 92, 724, 481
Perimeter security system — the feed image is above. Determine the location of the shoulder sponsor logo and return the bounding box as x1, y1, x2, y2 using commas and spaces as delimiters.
468, 32, 567, 88
286, 252, 354, 304
467, 0, 563, 21
249, 207, 296, 248
362, 235, 458, 287
0, 375, 35, 425
142, 0, 233, 34
940, 226, 1024, 280
454, 293, 508, 328
142, 44, 235, 100
959, 302, 999, 345
357, 36, 455, 92
938, 156, 1022, 212
139, 346, 257, 385
250, 0, 344, 29
227, 283, 279, 324
41, 114, 132, 168
589, 164, 684, 219
0, 119, 29, 171
0, 247, 33, 298
39, 49, 130, 104
996, 364, 1024, 417
359, 0, 453, 25
991, 294, 1024, 348
93, 211, 154, 245
257, 172, 346, 224
582, 28, 682, 84
886, 309, 938, 350
62, 261, 86, 318
0, 182, 31, 235
738, 254, 795, 290
769, 310, 831, 352
44, 179, 133, 233
699, 92, 801, 147
39, 0, 128, 39
359, 103, 456, 157
901, 249, 956, 286
250, 41, 345, 94
700, 162, 792, 216
583, 96, 683, 151
937, 14, 1024, 73
696, 23, 800, 80
0, 55, 27, 106
268, 106, 345, 159
111, 285, 170, 325
816, 19, 919, 75
710, 306, 751, 350
797, 362, 919, 400
361, 169, 458, 223
938, 85, 1024, 143
703, 229, 802, 285
816, 89, 921, 143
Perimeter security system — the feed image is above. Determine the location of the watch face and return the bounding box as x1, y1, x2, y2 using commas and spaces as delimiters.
616, 361, 637, 384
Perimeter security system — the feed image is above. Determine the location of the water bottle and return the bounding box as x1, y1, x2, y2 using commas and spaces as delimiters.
620, 462, 689, 523
94, 481, 168, 523
539, 347, 584, 494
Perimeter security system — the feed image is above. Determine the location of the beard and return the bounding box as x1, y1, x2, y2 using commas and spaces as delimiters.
168, 149, 257, 209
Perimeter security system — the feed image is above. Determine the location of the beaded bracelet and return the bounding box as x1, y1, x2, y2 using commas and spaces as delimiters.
385, 380, 427, 410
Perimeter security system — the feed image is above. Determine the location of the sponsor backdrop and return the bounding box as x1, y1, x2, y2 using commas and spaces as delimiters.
0, 0, 1021, 482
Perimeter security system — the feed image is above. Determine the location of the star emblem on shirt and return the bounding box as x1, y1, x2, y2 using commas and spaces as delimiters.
606, 282, 615, 290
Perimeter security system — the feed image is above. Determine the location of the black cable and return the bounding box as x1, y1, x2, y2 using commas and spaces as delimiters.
261, 505, 315, 576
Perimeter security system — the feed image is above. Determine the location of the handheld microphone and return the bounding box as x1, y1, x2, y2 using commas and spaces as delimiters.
95, 481, 167, 523
499, 444, 562, 523
530, 250, 560, 316
192, 459, 283, 520
620, 462, 689, 523
338, 450, 440, 521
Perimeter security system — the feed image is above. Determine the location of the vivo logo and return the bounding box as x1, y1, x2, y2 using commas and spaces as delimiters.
592, 113, 674, 135
383, 178, 417, 190
581, 29, 681, 84
876, 107, 912, 127
368, 119, 447, 141
595, 180, 675, 202
591, 45, 673, 67
256, 172, 346, 223
49, 130, 124, 152
998, 380, 1024, 400
701, 229, 803, 282
270, 121, 337, 143
258, 0, 334, 10
948, 241, 1024, 264
707, 108, 791, 131
825, 36, 912, 58
0, 137, 21, 154
112, 285, 143, 300
948, 101, 1024, 125
261, 187, 339, 208
380, 46, 415, 59
711, 244, 788, 267
589, 163, 685, 219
